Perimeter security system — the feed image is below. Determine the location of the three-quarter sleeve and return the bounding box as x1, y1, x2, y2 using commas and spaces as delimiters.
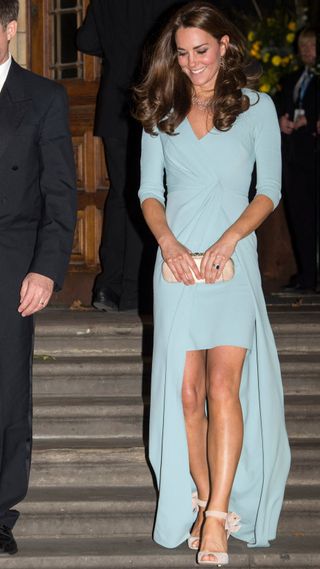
254, 93, 282, 209
138, 129, 166, 207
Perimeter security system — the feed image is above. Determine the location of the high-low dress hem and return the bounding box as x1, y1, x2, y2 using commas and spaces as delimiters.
139, 89, 291, 550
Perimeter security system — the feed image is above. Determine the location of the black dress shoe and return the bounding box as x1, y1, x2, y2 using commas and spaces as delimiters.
92, 288, 119, 311
118, 300, 138, 312
282, 282, 315, 294
292, 284, 315, 294
281, 274, 299, 291
0, 525, 18, 555
282, 272, 315, 293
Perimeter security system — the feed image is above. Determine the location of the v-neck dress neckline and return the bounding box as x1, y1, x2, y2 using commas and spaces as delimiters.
185, 115, 215, 141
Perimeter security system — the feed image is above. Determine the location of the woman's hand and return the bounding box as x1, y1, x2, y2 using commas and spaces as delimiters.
159, 235, 201, 285
201, 233, 238, 284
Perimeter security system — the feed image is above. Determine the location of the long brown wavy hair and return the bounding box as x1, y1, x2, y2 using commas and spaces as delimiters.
133, 1, 258, 135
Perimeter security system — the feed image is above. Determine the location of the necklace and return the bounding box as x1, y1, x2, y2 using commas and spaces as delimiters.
192, 93, 213, 111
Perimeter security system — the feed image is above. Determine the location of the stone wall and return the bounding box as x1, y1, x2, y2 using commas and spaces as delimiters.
10, 0, 28, 67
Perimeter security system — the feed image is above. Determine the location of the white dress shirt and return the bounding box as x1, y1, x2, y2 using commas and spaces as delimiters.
0, 54, 12, 93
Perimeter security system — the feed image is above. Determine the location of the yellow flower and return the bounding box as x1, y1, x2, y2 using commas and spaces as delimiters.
272, 55, 282, 66
262, 52, 270, 63
286, 33, 295, 43
288, 21, 297, 31
281, 56, 290, 66
253, 41, 262, 51
251, 51, 261, 60
260, 84, 271, 93
248, 31, 255, 41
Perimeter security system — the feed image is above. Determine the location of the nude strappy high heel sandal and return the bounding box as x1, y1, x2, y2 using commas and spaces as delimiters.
197, 509, 241, 566
188, 492, 208, 550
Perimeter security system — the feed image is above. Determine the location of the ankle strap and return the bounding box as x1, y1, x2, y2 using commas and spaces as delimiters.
191, 492, 208, 512
205, 510, 228, 520
197, 498, 208, 508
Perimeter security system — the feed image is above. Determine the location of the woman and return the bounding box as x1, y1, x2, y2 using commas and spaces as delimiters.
134, 1, 291, 565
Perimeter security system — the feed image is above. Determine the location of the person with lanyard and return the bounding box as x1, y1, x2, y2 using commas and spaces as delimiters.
276, 27, 320, 293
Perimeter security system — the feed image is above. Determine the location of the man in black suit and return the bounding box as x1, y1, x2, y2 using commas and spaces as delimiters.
0, 0, 76, 554
76, 0, 185, 312
276, 27, 320, 292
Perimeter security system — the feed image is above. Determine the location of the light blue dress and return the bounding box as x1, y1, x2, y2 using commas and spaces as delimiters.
138, 90, 291, 549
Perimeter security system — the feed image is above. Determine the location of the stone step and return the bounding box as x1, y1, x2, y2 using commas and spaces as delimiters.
34, 311, 151, 337
34, 335, 144, 358
32, 395, 320, 440
33, 310, 320, 357
1, 535, 319, 569
280, 354, 320, 395
14, 486, 320, 539
34, 312, 152, 358
32, 356, 151, 398
270, 312, 320, 354
286, 439, 320, 486
30, 440, 154, 489
29, 438, 320, 489
32, 355, 149, 378
32, 354, 320, 398
33, 373, 149, 398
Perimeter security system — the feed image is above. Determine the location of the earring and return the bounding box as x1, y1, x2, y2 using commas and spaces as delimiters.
220, 56, 226, 71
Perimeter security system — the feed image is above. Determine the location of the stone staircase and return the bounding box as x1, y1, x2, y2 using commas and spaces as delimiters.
0, 308, 319, 568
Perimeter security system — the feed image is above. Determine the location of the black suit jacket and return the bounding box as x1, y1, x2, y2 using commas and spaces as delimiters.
276, 68, 319, 130
76, 0, 186, 138
0, 60, 77, 293
275, 68, 319, 164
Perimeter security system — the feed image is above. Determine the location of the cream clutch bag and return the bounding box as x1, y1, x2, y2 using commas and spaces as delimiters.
162, 254, 235, 283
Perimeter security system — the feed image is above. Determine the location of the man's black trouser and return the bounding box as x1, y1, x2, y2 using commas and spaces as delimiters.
94, 128, 155, 311
283, 149, 318, 289
0, 283, 33, 529
94, 135, 142, 307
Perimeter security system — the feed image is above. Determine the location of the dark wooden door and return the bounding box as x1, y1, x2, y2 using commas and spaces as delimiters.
30, 0, 108, 305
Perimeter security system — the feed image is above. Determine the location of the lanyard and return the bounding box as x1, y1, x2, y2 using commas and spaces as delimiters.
296, 69, 313, 108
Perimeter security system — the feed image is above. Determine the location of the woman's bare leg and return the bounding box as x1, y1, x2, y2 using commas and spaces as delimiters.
182, 350, 209, 541
200, 345, 246, 562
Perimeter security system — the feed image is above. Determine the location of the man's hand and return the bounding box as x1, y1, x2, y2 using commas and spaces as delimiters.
294, 114, 307, 129
18, 273, 54, 317
279, 113, 295, 135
